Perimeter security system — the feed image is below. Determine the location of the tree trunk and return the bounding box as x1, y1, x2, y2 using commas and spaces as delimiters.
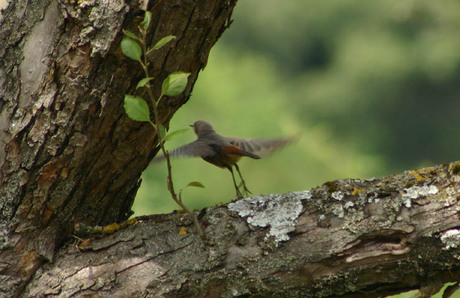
21, 161, 460, 297
0, 0, 236, 296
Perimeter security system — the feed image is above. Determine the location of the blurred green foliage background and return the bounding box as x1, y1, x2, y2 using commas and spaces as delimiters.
133, 0, 460, 216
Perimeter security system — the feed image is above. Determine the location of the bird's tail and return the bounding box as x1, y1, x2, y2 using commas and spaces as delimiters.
222, 145, 261, 159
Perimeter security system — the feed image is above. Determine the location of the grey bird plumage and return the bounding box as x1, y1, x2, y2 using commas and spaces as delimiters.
154, 120, 295, 197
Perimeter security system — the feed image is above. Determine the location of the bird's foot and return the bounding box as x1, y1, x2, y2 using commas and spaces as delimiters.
234, 187, 252, 199
238, 181, 252, 196
235, 190, 244, 199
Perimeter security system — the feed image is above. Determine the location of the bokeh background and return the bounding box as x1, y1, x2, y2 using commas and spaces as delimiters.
134, 0, 460, 216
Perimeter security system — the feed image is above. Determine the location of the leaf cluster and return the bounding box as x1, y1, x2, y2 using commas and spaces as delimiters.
120, 11, 205, 237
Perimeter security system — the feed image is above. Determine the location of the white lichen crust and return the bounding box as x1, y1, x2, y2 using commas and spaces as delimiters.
440, 229, 460, 250
228, 191, 312, 243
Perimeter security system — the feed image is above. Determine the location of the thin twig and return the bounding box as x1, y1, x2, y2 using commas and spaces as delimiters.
139, 28, 205, 239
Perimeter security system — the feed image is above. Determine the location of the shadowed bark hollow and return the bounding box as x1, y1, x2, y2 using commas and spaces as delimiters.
0, 0, 236, 296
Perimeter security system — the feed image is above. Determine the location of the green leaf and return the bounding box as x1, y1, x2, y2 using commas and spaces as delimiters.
136, 77, 154, 89
185, 181, 205, 188
164, 128, 190, 142
140, 11, 152, 30
121, 37, 142, 61
161, 71, 190, 97
122, 30, 141, 42
153, 35, 176, 50
124, 95, 150, 122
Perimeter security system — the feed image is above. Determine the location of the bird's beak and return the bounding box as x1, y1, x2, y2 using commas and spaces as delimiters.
189, 124, 194, 128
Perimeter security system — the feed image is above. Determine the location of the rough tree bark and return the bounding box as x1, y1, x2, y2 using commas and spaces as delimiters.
0, 0, 236, 296
21, 162, 460, 297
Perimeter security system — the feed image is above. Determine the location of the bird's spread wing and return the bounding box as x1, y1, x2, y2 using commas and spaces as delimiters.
226, 136, 297, 156
152, 141, 214, 163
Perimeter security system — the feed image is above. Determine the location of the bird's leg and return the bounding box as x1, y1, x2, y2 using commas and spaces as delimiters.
234, 164, 252, 195
228, 167, 244, 198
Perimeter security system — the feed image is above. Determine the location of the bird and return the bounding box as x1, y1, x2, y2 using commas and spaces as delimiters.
154, 120, 296, 198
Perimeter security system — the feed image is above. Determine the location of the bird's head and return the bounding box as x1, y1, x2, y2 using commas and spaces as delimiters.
190, 121, 215, 137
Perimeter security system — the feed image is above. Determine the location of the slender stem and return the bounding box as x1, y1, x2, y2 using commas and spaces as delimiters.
140, 29, 204, 238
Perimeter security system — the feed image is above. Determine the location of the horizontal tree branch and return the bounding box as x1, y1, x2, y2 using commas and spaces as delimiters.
23, 161, 460, 297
